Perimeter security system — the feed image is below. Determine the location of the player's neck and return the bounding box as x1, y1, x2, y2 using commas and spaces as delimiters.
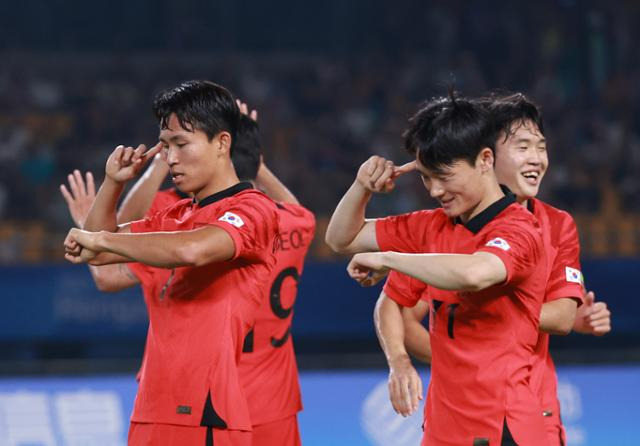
194, 171, 242, 202
461, 180, 505, 223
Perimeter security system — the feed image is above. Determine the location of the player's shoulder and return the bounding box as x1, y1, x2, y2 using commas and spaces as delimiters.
490, 202, 542, 238
229, 188, 278, 211
386, 207, 447, 224
531, 198, 576, 226
496, 202, 537, 225
276, 202, 316, 225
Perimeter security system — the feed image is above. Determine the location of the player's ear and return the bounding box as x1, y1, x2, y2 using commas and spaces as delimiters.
216, 131, 232, 156
477, 147, 494, 172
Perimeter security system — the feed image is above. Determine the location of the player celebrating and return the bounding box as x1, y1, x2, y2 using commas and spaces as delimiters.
400, 93, 611, 446
326, 93, 549, 445
63, 80, 280, 446
60, 99, 314, 446
233, 101, 315, 446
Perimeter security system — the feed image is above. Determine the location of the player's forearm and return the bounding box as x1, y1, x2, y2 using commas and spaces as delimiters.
87, 263, 138, 292
87, 251, 135, 266
539, 298, 577, 335
117, 157, 169, 223
84, 178, 125, 232
255, 163, 299, 205
95, 227, 234, 268
404, 319, 432, 363
374, 293, 411, 364
325, 181, 372, 253
381, 251, 506, 292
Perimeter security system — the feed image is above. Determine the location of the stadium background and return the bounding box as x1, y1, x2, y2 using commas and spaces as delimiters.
0, 0, 639, 444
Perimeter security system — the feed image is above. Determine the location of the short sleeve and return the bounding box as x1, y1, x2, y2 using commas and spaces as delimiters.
475, 218, 543, 285
200, 194, 279, 261
545, 214, 584, 305
383, 271, 428, 308
375, 210, 432, 253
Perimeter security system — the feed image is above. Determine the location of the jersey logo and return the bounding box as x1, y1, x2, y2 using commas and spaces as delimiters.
218, 212, 244, 228
565, 266, 582, 284
485, 237, 510, 251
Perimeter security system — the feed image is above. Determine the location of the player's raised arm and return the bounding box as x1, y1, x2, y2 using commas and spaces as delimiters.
60, 170, 140, 291
84, 142, 161, 233
374, 291, 423, 417
236, 98, 301, 205
325, 157, 415, 254
117, 153, 169, 224
348, 251, 507, 292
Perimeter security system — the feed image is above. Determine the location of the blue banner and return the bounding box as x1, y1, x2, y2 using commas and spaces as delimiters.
1, 260, 638, 343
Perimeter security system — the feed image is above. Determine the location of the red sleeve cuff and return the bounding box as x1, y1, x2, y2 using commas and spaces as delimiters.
375, 219, 392, 252
546, 284, 585, 306
208, 222, 242, 260
383, 279, 420, 308
476, 246, 514, 283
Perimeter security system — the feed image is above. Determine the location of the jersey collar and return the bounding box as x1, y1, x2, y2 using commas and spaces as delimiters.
456, 185, 516, 234
196, 182, 253, 208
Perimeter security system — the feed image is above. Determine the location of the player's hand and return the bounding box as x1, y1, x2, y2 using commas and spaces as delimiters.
388, 355, 423, 417
356, 156, 416, 193
573, 291, 612, 335
64, 228, 100, 264
573, 291, 611, 335
60, 170, 96, 228
347, 252, 389, 287
236, 99, 258, 121
105, 142, 163, 183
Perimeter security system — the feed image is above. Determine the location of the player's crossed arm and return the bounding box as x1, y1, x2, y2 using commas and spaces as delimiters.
347, 251, 507, 292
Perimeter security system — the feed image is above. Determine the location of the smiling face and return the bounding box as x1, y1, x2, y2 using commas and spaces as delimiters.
159, 113, 232, 200
494, 120, 548, 202
416, 147, 498, 222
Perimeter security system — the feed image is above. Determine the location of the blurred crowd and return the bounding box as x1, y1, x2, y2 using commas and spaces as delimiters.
1, 1, 639, 261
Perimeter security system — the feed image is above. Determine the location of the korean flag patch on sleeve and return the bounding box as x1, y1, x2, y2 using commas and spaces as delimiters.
218, 211, 245, 228
565, 266, 582, 284
485, 237, 511, 251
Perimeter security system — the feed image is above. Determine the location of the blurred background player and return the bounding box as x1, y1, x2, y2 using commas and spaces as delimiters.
233, 101, 315, 446
63, 80, 280, 446
60, 100, 315, 446
325, 93, 549, 445
400, 92, 612, 446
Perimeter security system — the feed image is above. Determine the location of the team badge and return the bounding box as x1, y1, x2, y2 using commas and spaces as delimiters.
565, 266, 582, 284
218, 212, 245, 228
485, 237, 511, 251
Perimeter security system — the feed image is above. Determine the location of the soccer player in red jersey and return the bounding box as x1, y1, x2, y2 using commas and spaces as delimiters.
326, 93, 550, 445
232, 102, 315, 446
63, 80, 280, 446
400, 93, 612, 446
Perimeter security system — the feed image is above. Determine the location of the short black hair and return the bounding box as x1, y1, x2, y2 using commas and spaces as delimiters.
152, 80, 240, 149
482, 92, 545, 146
231, 115, 261, 181
403, 90, 494, 175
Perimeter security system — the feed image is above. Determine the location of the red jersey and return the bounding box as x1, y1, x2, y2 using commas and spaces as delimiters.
379, 193, 549, 446
238, 202, 315, 426
528, 198, 584, 445
128, 182, 279, 431
147, 187, 190, 216
132, 188, 190, 382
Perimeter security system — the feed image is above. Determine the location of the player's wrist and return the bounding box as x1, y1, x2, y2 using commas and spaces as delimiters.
387, 351, 411, 366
